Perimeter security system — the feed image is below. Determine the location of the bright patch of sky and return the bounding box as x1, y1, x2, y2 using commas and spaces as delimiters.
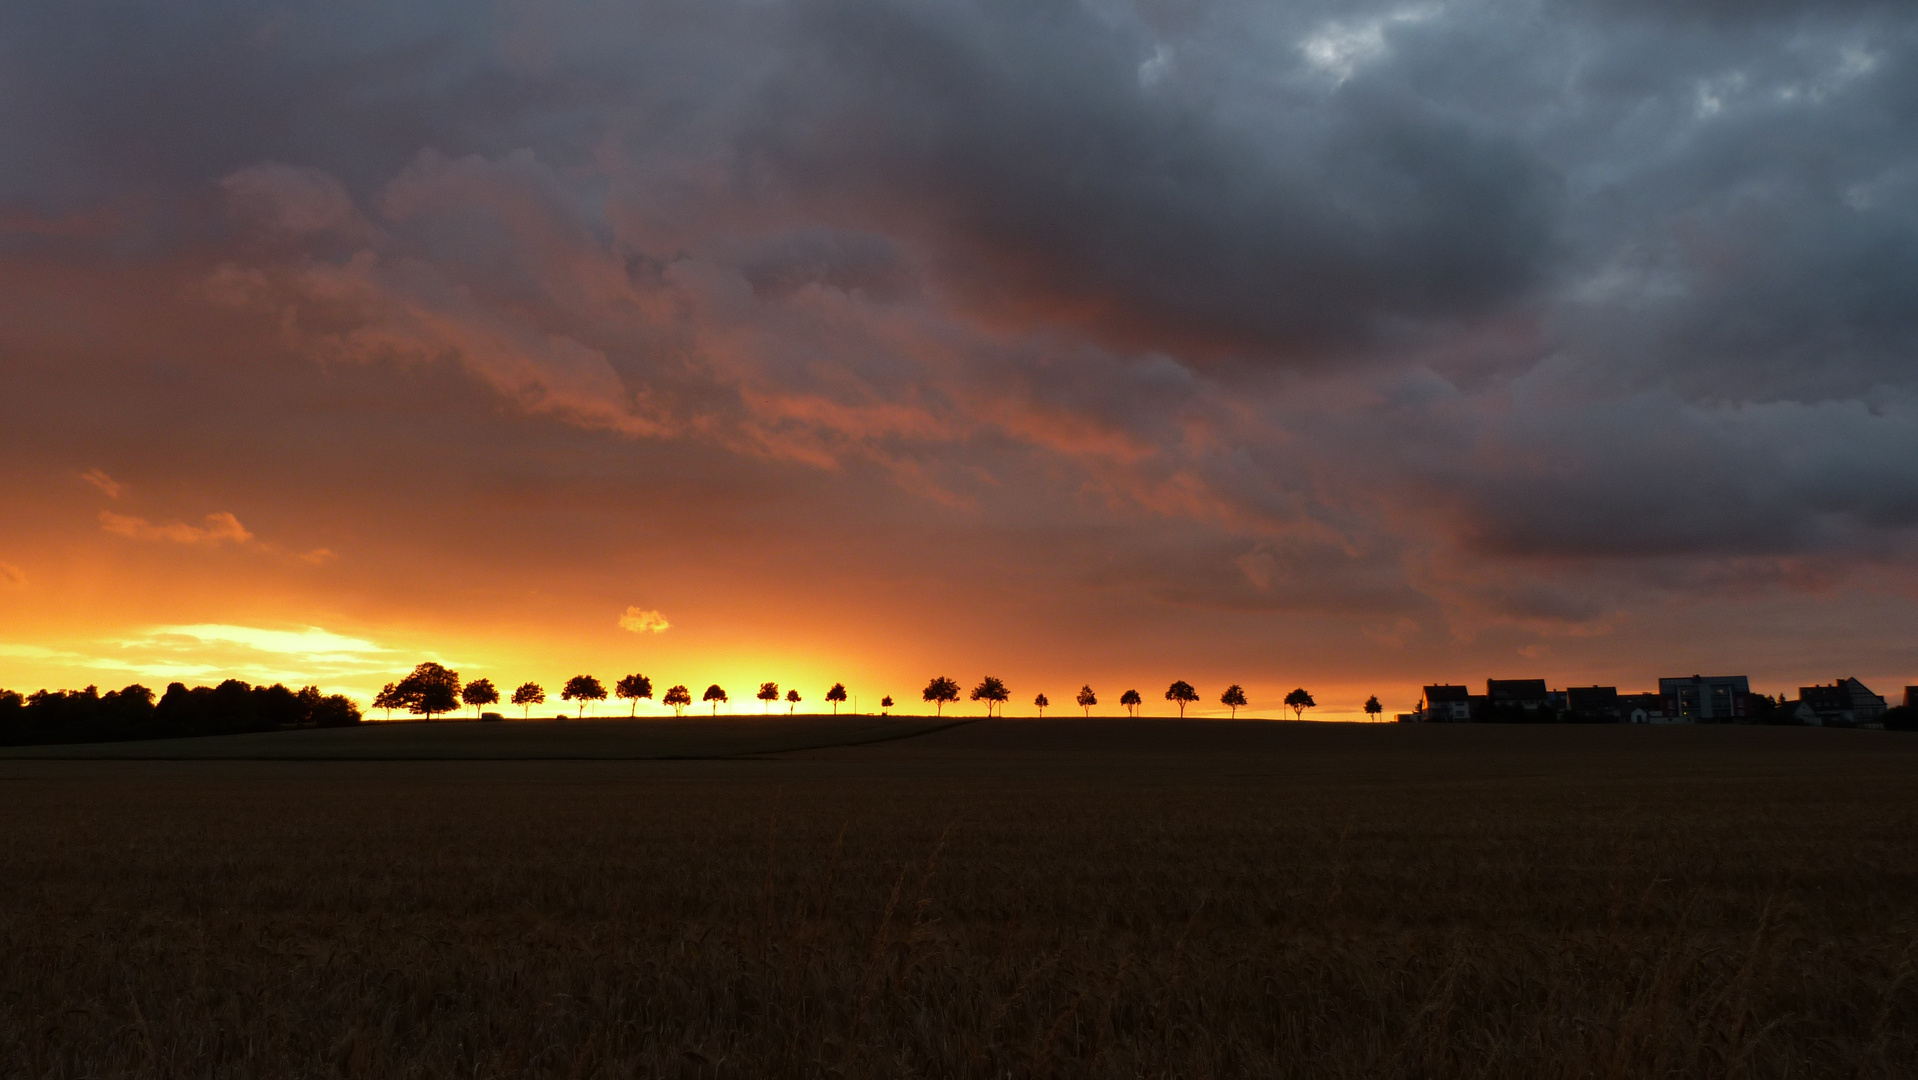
1299, 4, 1441, 84
145, 624, 388, 659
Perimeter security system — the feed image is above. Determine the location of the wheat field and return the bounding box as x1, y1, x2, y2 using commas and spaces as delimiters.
2, 720, 1915, 1078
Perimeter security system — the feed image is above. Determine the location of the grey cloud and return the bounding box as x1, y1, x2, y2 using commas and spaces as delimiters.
728, 0, 1560, 361
11, 0, 1918, 634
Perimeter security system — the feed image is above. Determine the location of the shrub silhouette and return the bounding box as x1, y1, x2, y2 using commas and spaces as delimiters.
562, 675, 607, 718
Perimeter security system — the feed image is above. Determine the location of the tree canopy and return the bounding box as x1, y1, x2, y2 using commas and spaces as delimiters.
1120, 688, 1142, 716
970, 676, 1010, 717
663, 684, 692, 716
1, 680, 359, 747
703, 684, 728, 715
562, 675, 607, 718
373, 682, 402, 720
512, 681, 545, 718
615, 674, 654, 716
395, 663, 461, 721
1220, 683, 1247, 719
922, 676, 961, 716
1165, 680, 1199, 718
461, 678, 500, 718
1284, 688, 1316, 721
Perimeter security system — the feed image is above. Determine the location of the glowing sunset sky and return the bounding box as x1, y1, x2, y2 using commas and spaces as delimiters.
5, 0, 1918, 719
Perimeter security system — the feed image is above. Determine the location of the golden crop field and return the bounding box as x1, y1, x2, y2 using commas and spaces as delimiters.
3, 719, 1916, 1079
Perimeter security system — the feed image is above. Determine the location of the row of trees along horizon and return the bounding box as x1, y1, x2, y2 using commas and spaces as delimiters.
366, 664, 1356, 722
0, 663, 1376, 747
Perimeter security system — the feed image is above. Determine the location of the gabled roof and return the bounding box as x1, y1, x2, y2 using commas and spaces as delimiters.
1487, 679, 1548, 699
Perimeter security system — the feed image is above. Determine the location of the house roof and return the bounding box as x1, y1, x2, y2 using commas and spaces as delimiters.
1487, 679, 1548, 699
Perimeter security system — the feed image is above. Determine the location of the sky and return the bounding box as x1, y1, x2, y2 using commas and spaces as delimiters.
4, 0, 1918, 720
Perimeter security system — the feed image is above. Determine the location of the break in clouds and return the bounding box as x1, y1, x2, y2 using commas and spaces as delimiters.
9, 0, 1918, 638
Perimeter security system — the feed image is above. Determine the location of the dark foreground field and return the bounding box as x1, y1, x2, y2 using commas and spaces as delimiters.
3, 721, 1916, 1079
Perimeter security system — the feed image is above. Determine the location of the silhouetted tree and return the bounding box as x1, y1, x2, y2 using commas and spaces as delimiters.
562, 675, 607, 718
880, 695, 894, 713
298, 685, 361, 727
663, 684, 692, 716
1120, 689, 1142, 717
971, 676, 1010, 717
1285, 687, 1316, 721
512, 681, 545, 719
786, 688, 801, 714
1034, 692, 1049, 717
923, 676, 961, 716
462, 678, 499, 719
1165, 680, 1198, 718
1076, 685, 1097, 717
373, 682, 402, 721
395, 663, 461, 721
1, 679, 368, 746
1364, 695, 1383, 721
615, 674, 654, 716
1220, 683, 1247, 719
757, 682, 780, 712
704, 684, 728, 715
826, 682, 847, 714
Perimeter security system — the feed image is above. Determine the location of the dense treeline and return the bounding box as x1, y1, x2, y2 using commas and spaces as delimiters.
0, 681, 360, 747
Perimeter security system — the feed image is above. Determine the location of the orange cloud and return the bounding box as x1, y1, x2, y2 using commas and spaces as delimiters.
618, 607, 671, 634
80, 468, 123, 498
100, 510, 254, 546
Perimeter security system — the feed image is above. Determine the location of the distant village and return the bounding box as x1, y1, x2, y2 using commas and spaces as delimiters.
1401, 675, 1913, 728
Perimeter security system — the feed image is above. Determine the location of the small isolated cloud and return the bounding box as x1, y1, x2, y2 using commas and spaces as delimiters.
298, 548, 337, 565
618, 607, 671, 634
100, 510, 254, 545
80, 468, 122, 498
0, 561, 24, 588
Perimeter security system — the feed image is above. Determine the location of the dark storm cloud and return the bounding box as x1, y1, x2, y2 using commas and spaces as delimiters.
736, 0, 1561, 360
9, 0, 1918, 643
